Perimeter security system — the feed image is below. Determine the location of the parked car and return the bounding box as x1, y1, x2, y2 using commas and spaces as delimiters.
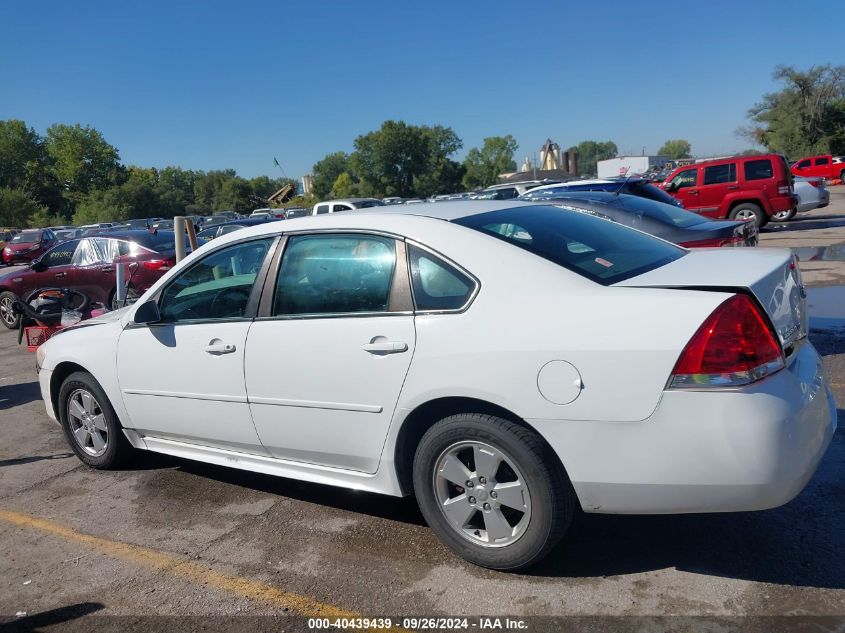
283, 207, 310, 219
775, 177, 831, 221
151, 219, 174, 231
248, 211, 272, 220
312, 198, 385, 215
0, 227, 20, 256
196, 217, 281, 241
36, 201, 834, 571
2, 228, 59, 265
471, 180, 560, 200
121, 218, 162, 230
790, 154, 845, 182
521, 190, 757, 247
658, 154, 796, 227
54, 228, 84, 242
0, 230, 189, 328
520, 177, 683, 208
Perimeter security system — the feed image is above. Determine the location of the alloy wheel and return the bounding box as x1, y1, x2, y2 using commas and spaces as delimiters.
0, 295, 16, 327
432, 441, 531, 548
66, 388, 109, 457
734, 208, 757, 221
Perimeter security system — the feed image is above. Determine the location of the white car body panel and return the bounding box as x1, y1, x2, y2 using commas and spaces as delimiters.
37, 201, 836, 515
245, 315, 417, 472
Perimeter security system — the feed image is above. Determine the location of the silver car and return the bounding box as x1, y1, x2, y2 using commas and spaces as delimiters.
774, 177, 830, 221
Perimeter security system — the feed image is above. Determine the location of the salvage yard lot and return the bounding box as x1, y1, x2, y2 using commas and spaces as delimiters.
1, 194, 844, 624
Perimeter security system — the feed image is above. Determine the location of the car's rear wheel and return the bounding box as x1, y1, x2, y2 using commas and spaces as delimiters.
729, 202, 765, 227
0, 291, 20, 329
771, 208, 796, 222
58, 371, 133, 469
413, 413, 575, 570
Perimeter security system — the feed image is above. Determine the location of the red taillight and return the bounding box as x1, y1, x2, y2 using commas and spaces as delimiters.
141, 259, 172, 270
670, 294, 784, 388
678, 236, 743, 248
777, 180, 791, 195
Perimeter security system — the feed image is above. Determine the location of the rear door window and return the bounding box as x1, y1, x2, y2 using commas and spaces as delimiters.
815, 157, 829, 166
744, 159, 774, 181
454, 205, 685, 285
703, 163, 736, 185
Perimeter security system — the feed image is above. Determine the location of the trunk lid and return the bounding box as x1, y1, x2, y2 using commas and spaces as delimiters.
616, 248, 807, 349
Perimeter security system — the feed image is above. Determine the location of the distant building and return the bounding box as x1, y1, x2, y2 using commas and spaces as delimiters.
540, 139, 562, 170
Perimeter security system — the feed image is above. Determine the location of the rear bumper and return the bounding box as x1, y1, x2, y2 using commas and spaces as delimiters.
531, 341, 836, 514
768, 194, 797, 214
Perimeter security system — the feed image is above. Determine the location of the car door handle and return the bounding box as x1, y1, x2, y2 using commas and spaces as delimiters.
204, 342, 236, 355
727, 185, 739, 190
54, 272, 67, 278
362, 340, 408, 354
688, 190, 699, 195
100, 267, 113, 273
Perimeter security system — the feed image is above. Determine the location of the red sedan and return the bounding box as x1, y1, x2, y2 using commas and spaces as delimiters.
2, 229, 58, 265
0, 230, 187, 329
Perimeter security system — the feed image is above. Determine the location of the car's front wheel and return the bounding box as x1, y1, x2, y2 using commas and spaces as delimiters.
0, 291, 20, 329
58, 371, 133, 469
413, 413, 575, 570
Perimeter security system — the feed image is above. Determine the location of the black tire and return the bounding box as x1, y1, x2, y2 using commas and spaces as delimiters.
771, 207, 797, 222
58, 371, 133, 469
728, 202, 765, 227
413, 413, 575, 571
839, 169, 845, 184
0, 290, 20, 329
109, 286, 140, 311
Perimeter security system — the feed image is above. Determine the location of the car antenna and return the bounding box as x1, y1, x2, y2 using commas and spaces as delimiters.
613, 170, 637, 197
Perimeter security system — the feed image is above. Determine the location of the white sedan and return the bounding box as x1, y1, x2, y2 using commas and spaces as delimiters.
36, 200, 836, 570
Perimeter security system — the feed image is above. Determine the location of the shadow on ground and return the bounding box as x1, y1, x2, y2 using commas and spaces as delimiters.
0, 381, 40, 410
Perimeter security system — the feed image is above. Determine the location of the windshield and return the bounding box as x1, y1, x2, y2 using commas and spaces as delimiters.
132, 231, 191, 252
12, 231, 41, 244
355, 200, 385, 208
454, 205, 685, 285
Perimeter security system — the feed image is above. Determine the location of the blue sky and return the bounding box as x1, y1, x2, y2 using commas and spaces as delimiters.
1, 1, 840, 179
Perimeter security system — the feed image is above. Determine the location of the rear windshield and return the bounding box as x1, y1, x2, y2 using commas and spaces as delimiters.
624, 181, 682, 206
131, 231, 190, 252
596, 194, 702, 228
454, 205, 685, 285
12, 231, 41, 243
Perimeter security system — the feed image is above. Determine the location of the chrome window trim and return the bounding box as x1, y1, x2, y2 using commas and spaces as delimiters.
405, 239, 480, 315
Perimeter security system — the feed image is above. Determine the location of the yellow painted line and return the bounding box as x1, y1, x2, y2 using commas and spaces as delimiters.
0, 508, 366, 619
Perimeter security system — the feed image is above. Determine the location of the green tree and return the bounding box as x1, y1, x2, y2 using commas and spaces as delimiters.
45, 124, 122, 211
0, 187, 45, 227
329, 172, 358, 198
657, 139, 692, 159
193, 169, 236, 211
218, 176, 254, 212
156, 166, 200, 217
0, 119, 61, 211
566, 140, 618, 176
351, 120, 463, 198
742, 64, 845, 157
311, 152, 351, 199
73, 188, 132, 225
462, 135, 519, 189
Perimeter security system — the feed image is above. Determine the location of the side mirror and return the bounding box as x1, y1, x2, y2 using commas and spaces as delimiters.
665, 182, 678, 193
132, 300, 161, 325
30, 259, 47, 272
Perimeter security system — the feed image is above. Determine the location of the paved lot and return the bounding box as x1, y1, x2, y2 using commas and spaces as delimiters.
1, 193, 844, 627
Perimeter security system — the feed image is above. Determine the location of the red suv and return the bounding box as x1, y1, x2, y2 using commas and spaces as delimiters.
659, 154, 796, 227
2, 229, 58, 265
0, 230, 186, 329
791, 154, 845, 182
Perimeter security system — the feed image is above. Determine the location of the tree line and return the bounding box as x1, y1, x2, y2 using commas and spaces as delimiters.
0, 121, 296, 228
2, 64, 841, 229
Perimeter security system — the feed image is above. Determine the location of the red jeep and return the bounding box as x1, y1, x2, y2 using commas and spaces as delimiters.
660, 154, 796, 227
791, 154, 845, 182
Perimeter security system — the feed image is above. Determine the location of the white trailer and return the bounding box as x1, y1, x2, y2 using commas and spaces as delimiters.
597, 156, 669, 178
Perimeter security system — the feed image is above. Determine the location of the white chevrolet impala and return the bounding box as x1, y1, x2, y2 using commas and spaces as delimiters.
36, 201, 836, 570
